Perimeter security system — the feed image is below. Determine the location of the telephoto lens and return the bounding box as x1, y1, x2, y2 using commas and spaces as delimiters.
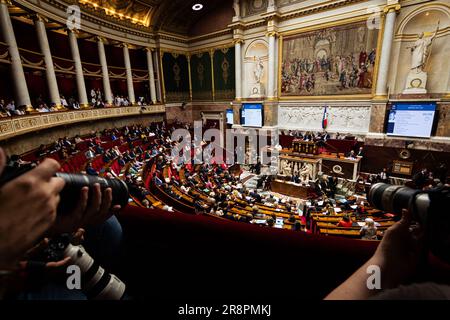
368, 182, 430, 216
55, 173, 129, 215
44, 235, 126, 300
64, 243, 126, 300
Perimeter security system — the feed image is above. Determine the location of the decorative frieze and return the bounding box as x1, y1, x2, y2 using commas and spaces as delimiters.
0, 105, 165, 140
278, 105, 371, 133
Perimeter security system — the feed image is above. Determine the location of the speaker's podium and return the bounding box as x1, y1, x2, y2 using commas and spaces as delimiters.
292, 140, 319, 155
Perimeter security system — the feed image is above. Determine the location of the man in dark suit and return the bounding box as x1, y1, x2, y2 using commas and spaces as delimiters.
319, 176, 331, 197
378, 168, 389, 183
357, 146, 364, 157
413, 168, 428, 189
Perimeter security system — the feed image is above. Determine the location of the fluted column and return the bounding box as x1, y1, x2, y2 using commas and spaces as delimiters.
97, 37, 112, 104
267, 32, 277, 99
375, 4, 400, 97
234, 40, 243, 100
68, 29, 88, 107
34, 15, 61, 109
0, 1, 32, 111
123, 44, 135, 104
146, 48, 157, 104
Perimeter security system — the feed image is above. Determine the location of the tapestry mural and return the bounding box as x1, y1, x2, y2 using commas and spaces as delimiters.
162, 52, 190, 103
190, 52, 213, 101
213, 47, 235, 100
281, 21, 379, 97
161, 47, 235, 102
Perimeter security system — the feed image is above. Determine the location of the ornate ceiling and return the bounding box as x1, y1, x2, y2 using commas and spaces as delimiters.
76, 0, 229, 35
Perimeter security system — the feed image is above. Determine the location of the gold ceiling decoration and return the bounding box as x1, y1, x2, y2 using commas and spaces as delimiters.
78, 0, 153, 27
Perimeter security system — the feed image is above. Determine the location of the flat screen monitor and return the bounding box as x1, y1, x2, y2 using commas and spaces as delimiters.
226, 109, 234, 125
386, 103, 436, 138
241, 103, 263, 127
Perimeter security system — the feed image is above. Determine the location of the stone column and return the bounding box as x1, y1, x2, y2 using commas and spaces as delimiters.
375, 4, 400, 97
0, 1, 32, 111
234, 40, 242, 101
146, 48, 157, 104
153, 50, 162, 102
267, 32, 277, 99
97, 37, 112, 104
34, 15, 62, 109
123, 44, 135, 104
68, 29, 88, 107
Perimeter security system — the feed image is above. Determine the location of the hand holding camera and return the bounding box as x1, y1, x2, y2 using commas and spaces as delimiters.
0, 148, 65, 270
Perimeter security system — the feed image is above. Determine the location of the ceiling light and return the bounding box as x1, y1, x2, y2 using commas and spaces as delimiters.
192, 3, 203, 11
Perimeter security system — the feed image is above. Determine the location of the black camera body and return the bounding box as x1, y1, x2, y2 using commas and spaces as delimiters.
0, 164, 129, 215
369, 183, 450, 264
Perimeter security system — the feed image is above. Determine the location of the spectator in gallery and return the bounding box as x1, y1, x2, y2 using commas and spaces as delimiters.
68, 96, 80, 109
0, 99, 10, 117
5, 100, 16, 114
60, 95, 68, 108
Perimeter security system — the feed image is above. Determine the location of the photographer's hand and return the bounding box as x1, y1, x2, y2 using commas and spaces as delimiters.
325, 209, 425, 300
0, 148, 65, 270
49, 183, 121, 235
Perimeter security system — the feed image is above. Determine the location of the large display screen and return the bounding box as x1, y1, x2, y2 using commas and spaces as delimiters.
386, 103, 436, 138
226, 109, 234, 125
241, 103, 263, 127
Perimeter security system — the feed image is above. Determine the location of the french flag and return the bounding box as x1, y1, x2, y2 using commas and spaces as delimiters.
322, 106, 329, 129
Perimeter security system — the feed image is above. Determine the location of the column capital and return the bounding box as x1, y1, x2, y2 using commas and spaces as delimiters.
144, 47, 155, 53
30, 13, 48, 23
95, 36, 107, 43
66, 27, 79, 35
266, 31, 279, 38
233, 38, 244, 45
120, 43, 132, 49
383, 4, 401, 14
0, 0, 12, 5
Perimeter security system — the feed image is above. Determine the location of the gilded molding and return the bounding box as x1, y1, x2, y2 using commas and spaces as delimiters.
0, 105, 165, 141
383, 4, 401, 14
